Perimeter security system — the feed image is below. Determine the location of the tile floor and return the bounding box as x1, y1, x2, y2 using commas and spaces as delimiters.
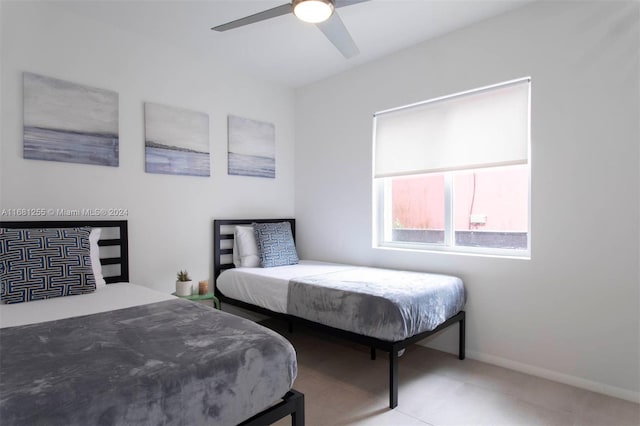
265, 321, 639, 426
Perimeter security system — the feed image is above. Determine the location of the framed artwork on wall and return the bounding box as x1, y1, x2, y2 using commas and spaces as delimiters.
144, 102, 210, 177
227, 115, 275, 179
23, 72, 119, 167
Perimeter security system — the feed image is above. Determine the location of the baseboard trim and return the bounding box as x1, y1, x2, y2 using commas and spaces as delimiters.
464, 349, 640, 404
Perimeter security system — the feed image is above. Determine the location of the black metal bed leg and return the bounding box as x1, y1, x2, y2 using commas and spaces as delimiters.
459, 312, 466, 360
292, 391, 305, 426
389, 349, 398, 409
238, 389, 304, 426
370, 347, 376, 360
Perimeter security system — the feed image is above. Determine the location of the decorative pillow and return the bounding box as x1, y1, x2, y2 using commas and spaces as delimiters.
234, 226, 260, 268
252, 222, 299, 268
89, 227, 106, 288
0, 227, 96, 304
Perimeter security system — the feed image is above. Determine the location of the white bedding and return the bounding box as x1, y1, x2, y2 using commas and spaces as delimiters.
0, 283, 174, 328
216, 260, 355, 313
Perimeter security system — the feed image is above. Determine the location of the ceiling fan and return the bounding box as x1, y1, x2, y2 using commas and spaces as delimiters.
211, 0, 371, 59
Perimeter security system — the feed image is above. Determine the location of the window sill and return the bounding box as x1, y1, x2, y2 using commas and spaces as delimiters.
374, 242, 531, 260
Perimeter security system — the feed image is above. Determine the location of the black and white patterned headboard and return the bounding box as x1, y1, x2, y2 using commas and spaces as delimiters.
0, 220, 129, 284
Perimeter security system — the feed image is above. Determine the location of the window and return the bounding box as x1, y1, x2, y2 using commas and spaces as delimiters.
373, 78, 531, 257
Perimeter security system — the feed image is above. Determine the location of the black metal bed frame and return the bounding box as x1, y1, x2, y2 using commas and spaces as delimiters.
0, 220, 130, 283
1, 219, 304, 426
239, 390, 304, 426
213, 218, 466, 409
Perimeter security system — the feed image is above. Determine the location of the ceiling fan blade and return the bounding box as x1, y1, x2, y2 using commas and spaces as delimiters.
316, 11, 360, 58
212, 3, 292, 32
334, 0, 371, 8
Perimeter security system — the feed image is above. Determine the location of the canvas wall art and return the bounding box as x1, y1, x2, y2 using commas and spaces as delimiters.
228, 115, 275, 179
23, 72, 119, 167
144, 102, 210, 177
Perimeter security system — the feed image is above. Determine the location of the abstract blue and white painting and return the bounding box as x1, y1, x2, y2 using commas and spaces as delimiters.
144, 102, 210, 177
23, 72, 119, 167
228, 115, 275, 179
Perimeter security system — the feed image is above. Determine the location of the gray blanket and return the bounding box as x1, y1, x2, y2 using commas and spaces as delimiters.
0, 298, 297, 426
287, 267, 465, 341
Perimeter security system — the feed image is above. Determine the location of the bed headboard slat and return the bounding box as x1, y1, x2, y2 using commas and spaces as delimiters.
0, 220, 129, 284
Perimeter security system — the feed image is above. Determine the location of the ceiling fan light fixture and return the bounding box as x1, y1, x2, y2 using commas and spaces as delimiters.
293, 0, 335, 24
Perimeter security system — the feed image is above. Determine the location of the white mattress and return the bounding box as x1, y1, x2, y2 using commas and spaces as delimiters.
216, 260, 355, 313
0, 283, 175, 328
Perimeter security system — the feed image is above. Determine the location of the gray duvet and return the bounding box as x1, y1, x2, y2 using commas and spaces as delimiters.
288, 267, 465, 341
0, 298, 297, 426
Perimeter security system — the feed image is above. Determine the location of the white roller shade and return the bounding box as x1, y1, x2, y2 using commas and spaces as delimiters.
374, 79, 530, 178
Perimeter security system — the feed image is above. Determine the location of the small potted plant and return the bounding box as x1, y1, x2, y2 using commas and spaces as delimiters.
175, 269, 193, 296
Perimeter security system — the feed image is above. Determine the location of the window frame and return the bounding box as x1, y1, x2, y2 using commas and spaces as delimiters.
372, 79, 532, 259
374, 168, 531, 259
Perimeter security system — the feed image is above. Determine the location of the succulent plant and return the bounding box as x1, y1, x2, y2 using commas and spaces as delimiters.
176, 270, 191, 282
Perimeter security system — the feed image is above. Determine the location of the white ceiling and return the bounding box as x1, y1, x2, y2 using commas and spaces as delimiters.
64, 0, 531, 88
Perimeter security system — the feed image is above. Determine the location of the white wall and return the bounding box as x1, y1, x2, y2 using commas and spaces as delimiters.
295, 1, 640, 401
0, 2, 296, 292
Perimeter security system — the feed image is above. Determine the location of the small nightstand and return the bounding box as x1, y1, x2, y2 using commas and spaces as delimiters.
173, 292, 220, 310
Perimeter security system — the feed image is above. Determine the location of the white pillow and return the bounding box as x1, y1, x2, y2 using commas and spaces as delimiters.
234, 226, 260, 268
89, 228, 106, 288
